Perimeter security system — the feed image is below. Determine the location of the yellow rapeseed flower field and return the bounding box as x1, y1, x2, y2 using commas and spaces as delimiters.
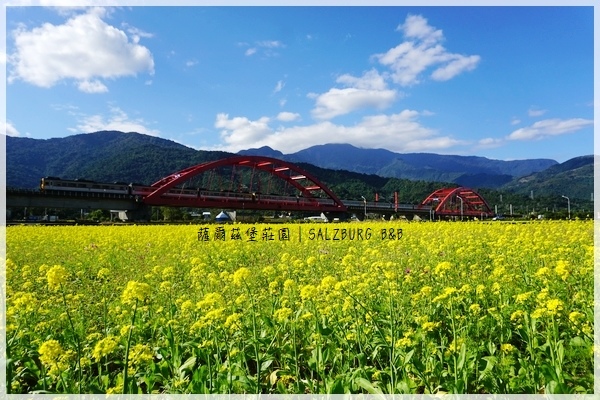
5, 220, 594, 394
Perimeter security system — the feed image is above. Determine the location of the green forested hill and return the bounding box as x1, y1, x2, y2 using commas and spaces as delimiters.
6, 131, 593, 215
7, 131, 232, 188
500, 155, 594, 200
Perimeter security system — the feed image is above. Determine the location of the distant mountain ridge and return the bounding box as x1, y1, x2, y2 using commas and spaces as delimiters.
501, 155, 594, 200
6, 131, 232, 189
239, 143, 558, 188
6, 131, 591, 201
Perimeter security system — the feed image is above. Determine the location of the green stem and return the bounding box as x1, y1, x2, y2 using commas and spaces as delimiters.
61, 288, 82, 393
122, 299, 139, 394
388, 280, 396, 394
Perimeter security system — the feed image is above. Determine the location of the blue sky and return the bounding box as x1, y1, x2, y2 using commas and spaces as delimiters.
3, 4, 595, 163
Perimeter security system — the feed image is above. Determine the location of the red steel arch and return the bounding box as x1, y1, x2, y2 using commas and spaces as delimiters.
419, 186, 493, 217
142, 155, 347, 212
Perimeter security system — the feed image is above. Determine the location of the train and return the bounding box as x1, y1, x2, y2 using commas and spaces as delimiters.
38, 177, 339, 206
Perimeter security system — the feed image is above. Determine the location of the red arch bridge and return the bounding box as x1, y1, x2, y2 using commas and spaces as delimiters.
8, 155, 494, 220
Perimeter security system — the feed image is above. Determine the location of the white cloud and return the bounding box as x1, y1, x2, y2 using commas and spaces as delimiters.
528, 107, 547, 117
430, 55, 480, 81
77, 79, 108, 93
211, 109, 462, 154
243, 40, 285, 57
510, 117, 521, 125
4, 121, 21, 137
476, 137, 504, 149
273, 80, 285, 93
257, 40, 284, 48
336, 68, 388, 90
507, 118, 593, 141
215, 113, 272, 145
276, 112, 300, 122
70, 106, 160, 136
311, 69, 398, 120
122, 23, 154, 44
8, 8, 154, 92
374, 14, 480, 86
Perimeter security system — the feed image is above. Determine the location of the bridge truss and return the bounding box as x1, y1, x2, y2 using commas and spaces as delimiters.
141, 156, 348, 212
419, 186, 493, 218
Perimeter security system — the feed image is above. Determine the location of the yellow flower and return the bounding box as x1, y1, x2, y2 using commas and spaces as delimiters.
531, 308, 546, 319
536, 287, 549, 302
446, 338, 464, 355
459, 284, 471, 293
283, 279, 295, 291
546, 298, 563, 316
162, 266, 175, 280
534, 266, 550, 278
510, 310, 525, 322
515, 291, 534, 304
121, 280, 152, 306
92, 336, 119, 361
224, 312, 243, 330
300, 284, 318, 301
476, 284, 486, 296
501, 343, 515, 353
46, 265, 68, 291
420, 286, 433, 296
432, 286, 457, 303
97, 267, 110, 280
569, 311, 585, 324
273, 307, 293, 323
434, 261, 452, 275
38, 339, 64, 367
469, 303, 481, 314
555, 260, 569, 281
422, 321, 439, 332
128, 343, 154, 367
180, 300, 194, 314
232, 267, 251, 286
320, 275, 337, 288
491, 282, 501, 295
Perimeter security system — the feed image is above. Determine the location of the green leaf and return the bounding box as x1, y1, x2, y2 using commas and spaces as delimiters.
269, 369, 280, 386
261, 359, 273, 371
457, 342, 467, 371
569, 336, 586, 347
404, 349, 414, 365
327, 377, 346, 394
354, 377, 383, 394
178, 356, 196, 373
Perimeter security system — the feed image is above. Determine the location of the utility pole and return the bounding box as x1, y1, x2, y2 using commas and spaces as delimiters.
456, 195, 464, 221
361, 195, 367, 220
561, 195, 570, 219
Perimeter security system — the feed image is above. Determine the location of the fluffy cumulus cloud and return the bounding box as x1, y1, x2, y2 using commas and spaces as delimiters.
373, 14, 480, 86
8, 7, 154, 92
215, 113, 273, 146
507, 118, 593, 141
276, 112, 300, 122
311, 69, 398, 120
212, 109, 462, 154
4, 121, 21, 137
70, 106, 160, 136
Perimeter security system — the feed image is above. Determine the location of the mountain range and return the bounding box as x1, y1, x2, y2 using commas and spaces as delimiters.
239, 143, 558, 188
5, 131, 593, 201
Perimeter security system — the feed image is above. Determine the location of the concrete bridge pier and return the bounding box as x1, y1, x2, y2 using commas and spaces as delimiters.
113, 204, 152, 222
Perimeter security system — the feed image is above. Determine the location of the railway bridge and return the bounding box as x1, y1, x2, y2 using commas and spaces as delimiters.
6, 155, 494, 221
